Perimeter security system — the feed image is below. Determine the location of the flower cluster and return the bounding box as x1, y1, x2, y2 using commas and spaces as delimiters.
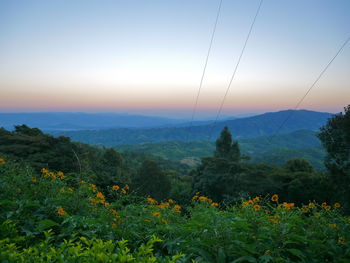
112, 184, 129, 194
242, 196, 261, 211
41, 168, 65, 180
90, 191, 109, 207
322, 202, 332, 211
192, 192, 219, 207
147, 197, 182, 214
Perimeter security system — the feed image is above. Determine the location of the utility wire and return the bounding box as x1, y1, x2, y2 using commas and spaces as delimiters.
187, 0, 223, 140
209, 0, 264, 140
271, 36, 350, 139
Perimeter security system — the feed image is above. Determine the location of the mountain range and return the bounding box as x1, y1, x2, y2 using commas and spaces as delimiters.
0, 112, 186, 130
48, 109, 332, 145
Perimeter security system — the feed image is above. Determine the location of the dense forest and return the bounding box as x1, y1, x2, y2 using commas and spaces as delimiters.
0, 105, 349, 262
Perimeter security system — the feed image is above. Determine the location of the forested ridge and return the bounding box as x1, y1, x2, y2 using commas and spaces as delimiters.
0, 105, 349, 262
50, 110, 332, 145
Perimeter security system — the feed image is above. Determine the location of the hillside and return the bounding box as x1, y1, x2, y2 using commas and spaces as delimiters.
116, 130, 326, 170
51, 110, 332, 145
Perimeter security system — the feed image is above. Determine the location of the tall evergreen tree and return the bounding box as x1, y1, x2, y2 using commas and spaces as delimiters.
214, 126, 240, 162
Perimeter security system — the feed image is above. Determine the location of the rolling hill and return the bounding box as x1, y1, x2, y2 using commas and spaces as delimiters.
115, 130, 326, 170
50, 109, 332, 145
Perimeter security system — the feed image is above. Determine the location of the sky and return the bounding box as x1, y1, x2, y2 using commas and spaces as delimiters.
0, 0, 349, 119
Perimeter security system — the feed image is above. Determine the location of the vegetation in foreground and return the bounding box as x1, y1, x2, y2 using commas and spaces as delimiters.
0, 159, 349, 262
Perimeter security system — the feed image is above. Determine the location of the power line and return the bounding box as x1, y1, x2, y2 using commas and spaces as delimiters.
271, 36, 350, 139
187, 0, 223, 140
209, 0, 264, 140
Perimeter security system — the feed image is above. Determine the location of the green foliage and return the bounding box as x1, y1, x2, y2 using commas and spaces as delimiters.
1, 157, 350, 262
318, 105, 350, 204
0, 232, 184, 262
284, 158, 314, 173
133, 160, 171, 200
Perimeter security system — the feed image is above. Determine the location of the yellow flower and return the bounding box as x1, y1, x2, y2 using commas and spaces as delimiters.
168, 199, 174, 204
211, 202, 219, 207
121, 188, 127, 194
242, 201, 250, 207
103, 201, 110, 207
324, 205, 331, 211
321, 202, 327, 208
271, 194, 278, 202
112, 185, 120, 191
57, 171, 65, 180
31, 177, 37, 183
67, 188, 74, 193
147, 197, 158, 205
96, 192, 105, 199
57, 207, 66, 216
173, 205, 181, 213
199, 196, 207, 202
90, 184, 97, 193
334, 202, 341, 208
124, 184, 129, 190
338, 237, 346, 244
283, 202, 295, 210
111, 222, 117, 228
151, 211, 160, 217
253, 204, 261, 211
161, 219, 168, 225
308, 202, 316, 209
60, 188, 65, 193
0, 157, 5, 165
41, 168, 48, 174
192, 195, 198, 200
264, 250, 270, 255
253, 196, 261, 202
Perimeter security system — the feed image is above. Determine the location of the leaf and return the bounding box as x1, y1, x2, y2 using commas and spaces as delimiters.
259, 254, 273, 263
37, 219, 58, 231
287, 248, 305, 259
232, 256, 257, 263
217, 248, 226, 263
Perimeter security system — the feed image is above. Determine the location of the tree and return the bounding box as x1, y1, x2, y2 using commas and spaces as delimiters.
214, 126, 240, 162
318, 105, 350, 198
284, 158, 314, 173
192, 127, 243, 201
133, 160, 171, 200
95, 148, 129, 189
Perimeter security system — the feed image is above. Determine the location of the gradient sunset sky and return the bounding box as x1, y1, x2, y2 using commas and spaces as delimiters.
0, 0, 349, 119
